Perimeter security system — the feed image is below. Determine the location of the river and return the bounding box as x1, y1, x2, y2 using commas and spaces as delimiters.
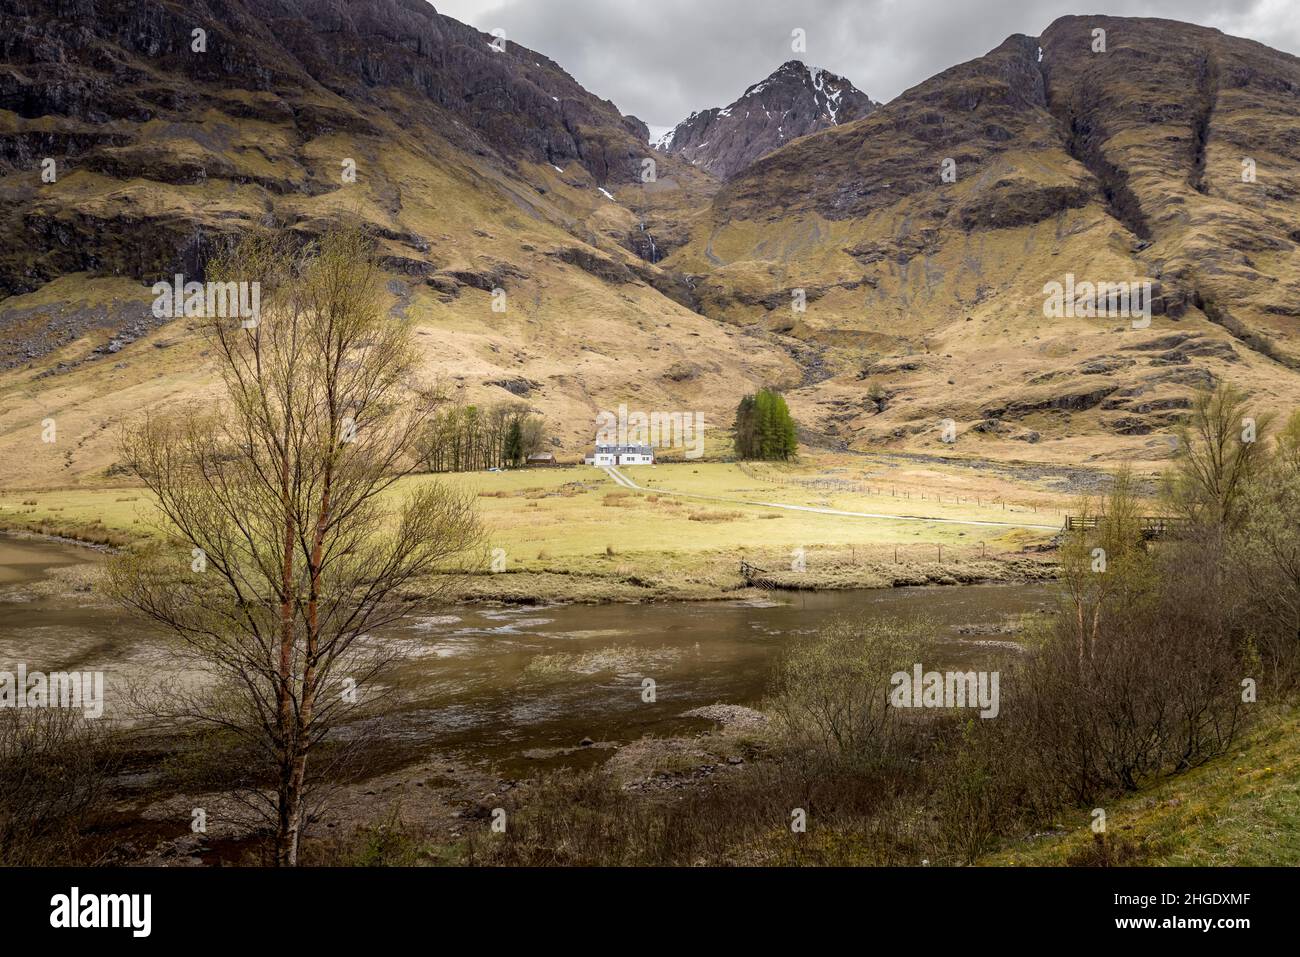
0, 535, 1057, 776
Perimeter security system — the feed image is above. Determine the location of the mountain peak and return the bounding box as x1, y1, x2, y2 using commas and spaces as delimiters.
654, 60, 878, 179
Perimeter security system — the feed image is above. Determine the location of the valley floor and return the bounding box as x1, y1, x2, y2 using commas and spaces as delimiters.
0, 453, 1092, 603
5, 447, 1292, 867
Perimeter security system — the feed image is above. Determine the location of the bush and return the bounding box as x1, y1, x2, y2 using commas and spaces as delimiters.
1024, 509, 1249, 803
767, 618, 923, 764
464, 748, 911, 867
0, 709, 121, 865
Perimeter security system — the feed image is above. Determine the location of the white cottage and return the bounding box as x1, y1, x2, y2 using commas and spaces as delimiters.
585, 443, 655, 466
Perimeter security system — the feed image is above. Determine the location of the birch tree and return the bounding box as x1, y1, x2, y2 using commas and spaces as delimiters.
109, 224, 481, 865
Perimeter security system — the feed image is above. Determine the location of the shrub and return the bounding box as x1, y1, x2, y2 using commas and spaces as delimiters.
767, 618, 923, 763
0, 709, 122, 865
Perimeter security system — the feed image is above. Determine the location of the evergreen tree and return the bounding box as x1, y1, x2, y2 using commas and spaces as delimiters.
734, 395, 757, 459
733, 388, 797, 461
505, 418, 524, 467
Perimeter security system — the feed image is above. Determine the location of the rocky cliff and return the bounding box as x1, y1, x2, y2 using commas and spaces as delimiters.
3, 6, 1300, 477
654, 59, 878, 180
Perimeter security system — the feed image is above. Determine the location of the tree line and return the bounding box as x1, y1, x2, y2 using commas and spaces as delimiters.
416, 401, 548, 472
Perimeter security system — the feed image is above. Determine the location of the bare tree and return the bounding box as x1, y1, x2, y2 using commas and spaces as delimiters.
108, 223, 482, 865
1058, 467, 1152, 665
1165, 384, 1272, 528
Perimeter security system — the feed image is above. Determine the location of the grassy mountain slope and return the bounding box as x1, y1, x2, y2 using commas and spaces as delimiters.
0, 0, 790, 485
3, 8, 1299, 485
986, 704, 1300, 866
664, 16, 1300, 465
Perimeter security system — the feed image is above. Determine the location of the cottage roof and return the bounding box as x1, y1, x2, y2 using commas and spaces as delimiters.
593, 444, 654, 455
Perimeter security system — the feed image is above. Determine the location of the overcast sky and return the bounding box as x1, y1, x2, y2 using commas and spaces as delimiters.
430, 0, 1300, 137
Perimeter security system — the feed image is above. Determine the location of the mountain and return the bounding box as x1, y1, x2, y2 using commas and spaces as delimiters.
0, 0, 678, 300
662, 16, 1300, 463
2, 7, 1300, 483
0, 0, 790, 485
653, 60, 879, 180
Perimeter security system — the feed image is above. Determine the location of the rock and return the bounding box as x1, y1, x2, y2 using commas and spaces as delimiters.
681, 704, 769, 731
972, 418, 1009, 435
956, 181, 1092, 232
654, 60, 878, 180
484, 377, 540, 398
547, 246, 634, 284
662, 361, 699, 382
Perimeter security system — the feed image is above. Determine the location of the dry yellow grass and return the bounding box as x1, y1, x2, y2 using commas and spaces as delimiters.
0, 458, 1077, 602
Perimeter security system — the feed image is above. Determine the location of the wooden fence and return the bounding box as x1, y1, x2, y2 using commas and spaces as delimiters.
1063, 515, 1191, 539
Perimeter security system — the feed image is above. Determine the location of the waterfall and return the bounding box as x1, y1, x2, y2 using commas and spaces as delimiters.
638, 221, 659, 263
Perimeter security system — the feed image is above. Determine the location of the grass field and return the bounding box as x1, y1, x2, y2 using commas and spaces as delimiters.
0, 455, 1092, 601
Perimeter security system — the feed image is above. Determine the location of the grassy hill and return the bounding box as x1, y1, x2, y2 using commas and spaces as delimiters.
986, 704, 1300, 866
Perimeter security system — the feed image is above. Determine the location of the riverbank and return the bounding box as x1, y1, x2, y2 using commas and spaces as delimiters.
316, 690, 1300, 869
437, 548, 1059, 604
2, 459, 1077, 590
24, 518, 1284, 869
61, 687, 1300, 867
1, 522, 1057, 605
2, 531, 1062, 865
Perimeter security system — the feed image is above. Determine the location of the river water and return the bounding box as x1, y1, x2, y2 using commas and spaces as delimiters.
0, 535, 1057, 775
